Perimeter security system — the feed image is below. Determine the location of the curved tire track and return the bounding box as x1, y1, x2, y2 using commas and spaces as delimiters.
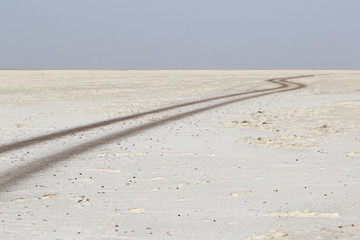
0, 75, 312, 192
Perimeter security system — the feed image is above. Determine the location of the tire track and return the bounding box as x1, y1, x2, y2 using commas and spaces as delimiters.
0, 75, 312, 192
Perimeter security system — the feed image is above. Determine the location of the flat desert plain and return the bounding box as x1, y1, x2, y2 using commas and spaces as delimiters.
0, 70, 359, 239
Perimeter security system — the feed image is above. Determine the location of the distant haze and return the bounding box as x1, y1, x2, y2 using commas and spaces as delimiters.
1, 0, 360, 69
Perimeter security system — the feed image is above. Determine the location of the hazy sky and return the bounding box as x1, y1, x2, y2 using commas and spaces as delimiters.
1, 0, 359, 69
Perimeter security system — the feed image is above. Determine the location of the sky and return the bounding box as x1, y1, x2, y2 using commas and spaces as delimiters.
1, 0, 360, 69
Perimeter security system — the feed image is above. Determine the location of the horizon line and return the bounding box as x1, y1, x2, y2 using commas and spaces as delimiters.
1, 68, 360, 71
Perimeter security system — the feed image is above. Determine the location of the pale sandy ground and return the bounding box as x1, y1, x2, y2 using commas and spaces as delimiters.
0, 70, 359, 239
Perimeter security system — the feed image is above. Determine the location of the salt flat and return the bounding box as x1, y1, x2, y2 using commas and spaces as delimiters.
0, 70, 359, 239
